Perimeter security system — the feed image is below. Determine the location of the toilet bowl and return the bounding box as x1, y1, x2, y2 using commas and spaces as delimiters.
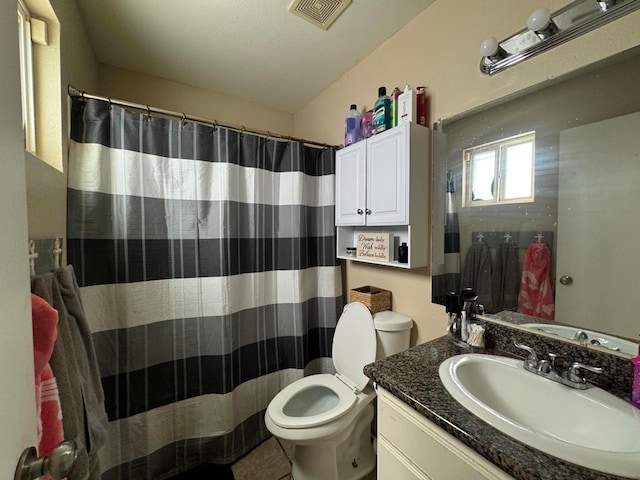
265, 302, 412, 480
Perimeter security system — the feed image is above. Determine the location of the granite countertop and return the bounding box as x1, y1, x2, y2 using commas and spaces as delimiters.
364, 335, 631, 480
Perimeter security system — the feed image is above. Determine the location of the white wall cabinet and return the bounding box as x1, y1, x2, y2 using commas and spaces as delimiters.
377, 387, 515, 480
335, 124, 429, 268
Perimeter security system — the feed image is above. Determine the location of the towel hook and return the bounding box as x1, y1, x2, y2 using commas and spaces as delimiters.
535, 231, 545, 243
52, 238, 62, 269
28, 240, 39, 276
503, 231, 512, 243
476, 232, 485, 243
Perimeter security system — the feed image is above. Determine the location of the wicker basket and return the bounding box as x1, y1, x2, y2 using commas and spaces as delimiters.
349, 286, 392, 314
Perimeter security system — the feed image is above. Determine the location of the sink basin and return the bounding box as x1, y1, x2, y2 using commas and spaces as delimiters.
521, 323, 638, 355
439, 354, 640, 478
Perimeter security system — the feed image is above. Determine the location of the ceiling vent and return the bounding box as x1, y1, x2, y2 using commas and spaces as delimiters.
288, 0, 352, 30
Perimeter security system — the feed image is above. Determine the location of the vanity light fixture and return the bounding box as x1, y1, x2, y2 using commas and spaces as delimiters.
479, 0, 640, 75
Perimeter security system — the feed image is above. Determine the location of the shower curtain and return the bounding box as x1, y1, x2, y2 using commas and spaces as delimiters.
67, 96, 342, 479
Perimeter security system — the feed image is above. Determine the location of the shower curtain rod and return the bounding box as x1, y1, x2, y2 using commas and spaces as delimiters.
68, 85, 340, 149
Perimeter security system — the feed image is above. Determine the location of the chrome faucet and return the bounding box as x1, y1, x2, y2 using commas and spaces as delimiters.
514, 342, 603, 390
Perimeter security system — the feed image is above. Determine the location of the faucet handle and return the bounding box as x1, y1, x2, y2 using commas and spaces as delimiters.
547, 352, 558, 368
566, 362, 604, 384
573, 330, 589, 344
514, 342, 539, 367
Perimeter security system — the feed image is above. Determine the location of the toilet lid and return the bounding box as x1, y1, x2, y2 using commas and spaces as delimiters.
332, 302, 376, 392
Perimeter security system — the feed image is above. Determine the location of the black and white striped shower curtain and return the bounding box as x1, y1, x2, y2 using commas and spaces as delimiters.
67, 97, 342, 479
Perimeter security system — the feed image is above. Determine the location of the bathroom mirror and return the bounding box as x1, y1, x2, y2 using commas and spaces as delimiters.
432, 45, 640, 357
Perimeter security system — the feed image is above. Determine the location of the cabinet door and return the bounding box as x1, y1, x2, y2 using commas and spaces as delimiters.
366, 125, 408, 225
335, 142, 366, 226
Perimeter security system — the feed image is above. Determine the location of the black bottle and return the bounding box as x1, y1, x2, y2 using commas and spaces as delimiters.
398, 242, 408, 263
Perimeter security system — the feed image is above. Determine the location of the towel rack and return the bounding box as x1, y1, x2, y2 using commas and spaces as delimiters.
28, 238, 63, 276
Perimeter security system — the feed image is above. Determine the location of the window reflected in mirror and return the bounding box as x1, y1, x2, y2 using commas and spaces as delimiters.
463, 132, 535, 207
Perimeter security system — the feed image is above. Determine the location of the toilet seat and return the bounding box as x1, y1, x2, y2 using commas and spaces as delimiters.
267, 302, 377, 430
267, 374, 358, 428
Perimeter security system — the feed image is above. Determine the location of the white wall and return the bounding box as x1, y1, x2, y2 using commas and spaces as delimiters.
97, 64, 294, 136
293, 0, 640, 345
0, 0, 38, 469
25, 0, 99, 249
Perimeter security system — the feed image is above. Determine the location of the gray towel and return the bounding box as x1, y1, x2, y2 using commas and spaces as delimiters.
31, 265, 108, 480
491, 242, 521, 313
461, 242, 493, 311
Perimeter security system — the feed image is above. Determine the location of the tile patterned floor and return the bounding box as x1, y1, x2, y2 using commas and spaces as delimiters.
170, 435, 376, 479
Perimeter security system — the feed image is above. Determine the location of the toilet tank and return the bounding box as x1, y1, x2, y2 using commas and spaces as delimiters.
372, 310, 413, 359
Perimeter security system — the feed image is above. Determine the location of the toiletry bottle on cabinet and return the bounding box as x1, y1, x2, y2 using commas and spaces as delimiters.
373, 86, 392, 134
391, 87, 401, 128
398, 243, 408, 263
344, 104, 361, 146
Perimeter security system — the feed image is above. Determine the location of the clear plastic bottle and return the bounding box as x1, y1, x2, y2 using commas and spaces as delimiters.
344, 104, 362, 146
374, 87, 392, 134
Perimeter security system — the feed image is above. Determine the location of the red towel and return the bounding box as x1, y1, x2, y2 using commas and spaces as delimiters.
518, 243, 555, 320
32, 294, 64, 457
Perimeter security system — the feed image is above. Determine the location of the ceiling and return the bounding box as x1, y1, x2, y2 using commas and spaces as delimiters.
75, 0, 434, 113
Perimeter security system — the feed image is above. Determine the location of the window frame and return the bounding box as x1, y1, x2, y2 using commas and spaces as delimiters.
462, 131, 536, 208
17, 0, 36, 154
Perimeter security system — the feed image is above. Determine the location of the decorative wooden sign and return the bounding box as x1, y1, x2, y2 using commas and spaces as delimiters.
357, 232, 391, 262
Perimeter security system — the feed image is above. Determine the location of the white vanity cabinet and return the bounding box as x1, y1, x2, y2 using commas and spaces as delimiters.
377, 387, 515, 480
335, 124, 429, 268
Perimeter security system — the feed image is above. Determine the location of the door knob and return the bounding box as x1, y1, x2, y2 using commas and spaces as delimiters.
559, 275, 573, 286
15, 440, 77, 480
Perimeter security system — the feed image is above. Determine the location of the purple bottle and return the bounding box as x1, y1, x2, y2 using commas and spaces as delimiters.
344, 104, 361, 146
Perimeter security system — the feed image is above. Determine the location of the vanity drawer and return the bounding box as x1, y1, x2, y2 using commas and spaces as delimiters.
377, 388, 514, 480
377, 436, 430, 480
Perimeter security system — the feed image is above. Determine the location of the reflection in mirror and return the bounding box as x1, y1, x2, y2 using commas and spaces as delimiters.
432, 46, 640, 357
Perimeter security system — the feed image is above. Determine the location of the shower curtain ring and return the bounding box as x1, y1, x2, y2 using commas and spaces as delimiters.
241, 125, 245, 135
108, 97, 113, 111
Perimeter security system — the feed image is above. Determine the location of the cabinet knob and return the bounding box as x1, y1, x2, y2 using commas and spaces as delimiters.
365, 209, 372, 215
357, 209, 363, 215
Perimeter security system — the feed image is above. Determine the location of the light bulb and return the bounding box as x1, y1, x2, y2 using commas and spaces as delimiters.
480, 37, 499, 57
527, 8, 551, 32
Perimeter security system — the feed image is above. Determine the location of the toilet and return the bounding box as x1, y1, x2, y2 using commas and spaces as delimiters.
265, 302, 412, 480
